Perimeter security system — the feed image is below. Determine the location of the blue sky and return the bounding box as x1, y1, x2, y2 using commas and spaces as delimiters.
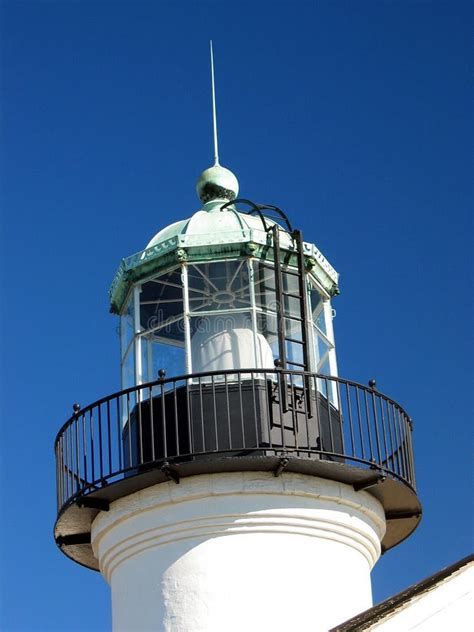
1, 1, 472, 630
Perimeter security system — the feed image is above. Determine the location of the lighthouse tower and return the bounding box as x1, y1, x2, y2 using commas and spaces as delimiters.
54, 53, 421, 632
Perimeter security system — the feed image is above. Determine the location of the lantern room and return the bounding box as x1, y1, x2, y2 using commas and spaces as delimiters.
113, 164, 340, 394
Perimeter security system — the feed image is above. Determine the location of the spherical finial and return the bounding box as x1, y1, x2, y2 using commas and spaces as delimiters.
196, 164, 239, 204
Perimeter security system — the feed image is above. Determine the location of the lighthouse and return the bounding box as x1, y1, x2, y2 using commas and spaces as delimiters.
54, 51, 421, 632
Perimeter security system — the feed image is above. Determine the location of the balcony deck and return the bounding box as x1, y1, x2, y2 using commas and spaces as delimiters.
54, 370, 421, 570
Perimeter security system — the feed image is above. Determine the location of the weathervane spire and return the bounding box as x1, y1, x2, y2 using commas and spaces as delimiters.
210, 40, 219, 166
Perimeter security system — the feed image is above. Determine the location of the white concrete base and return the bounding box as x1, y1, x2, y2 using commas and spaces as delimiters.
91, 472, 386, 632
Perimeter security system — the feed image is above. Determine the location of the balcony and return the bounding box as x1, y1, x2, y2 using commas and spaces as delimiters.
54, 369, 421, 570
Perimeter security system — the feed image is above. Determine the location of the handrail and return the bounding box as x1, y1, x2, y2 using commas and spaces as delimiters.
55, 369, 412, 443
55, 369, 416, 514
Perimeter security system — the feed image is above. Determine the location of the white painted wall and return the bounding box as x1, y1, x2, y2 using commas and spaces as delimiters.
367, 562, 473, 631
92, 472, 385, 632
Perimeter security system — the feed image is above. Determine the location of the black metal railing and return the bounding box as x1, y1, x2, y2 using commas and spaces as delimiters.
55, 370, 416, 513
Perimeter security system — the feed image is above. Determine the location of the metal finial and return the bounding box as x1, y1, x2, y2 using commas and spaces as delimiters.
210, 40, 219, 166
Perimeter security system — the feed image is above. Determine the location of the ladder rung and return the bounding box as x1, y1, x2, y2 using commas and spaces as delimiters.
287, 361, 306, 368
282, 292, 303, 299
283, 314, 303, 322
285, 337, 304, 345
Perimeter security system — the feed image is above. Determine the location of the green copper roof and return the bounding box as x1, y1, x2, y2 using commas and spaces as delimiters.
109, 201, 339, 314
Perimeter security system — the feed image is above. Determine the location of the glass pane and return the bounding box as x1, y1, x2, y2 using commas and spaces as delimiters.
121, 347, 135, 390
188, 260, 251, 312
284, 317, 303, 341
315, 309, 326, 334
315, 331, 330, 368
310, 288, 327, 335
190, 312, 270, 372
283, 294, 301, 318
285, 340, 304, 367
254, 262, 277, 312
256, 312, 279, 362
140, 268, 184, 339
317, 360, 336, 404
319, 358, 330, 376
147, 338, 185, 382
282, 269, 300, 295
120, 294, 134, 359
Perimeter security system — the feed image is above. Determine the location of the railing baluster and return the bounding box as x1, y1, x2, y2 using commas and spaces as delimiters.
89, 409, 95, 484
126, 392, 132, 469
345, 384, 355, 456
398, 408, 409, 481
379, 397, 390, 470
391, 403, 403, 479
173, 382, 179, 456
302, 372, 311, 453
115, 396, 122, 473
326, 377, 335, 454
265, 371, 274, 453
288, 372, 298, 453
370, 389, 382, 466
335, 379, 344, 455
212, 374, 218, 452
355, 387, 365, 461
225, 373, 232, 450
149, 386, 155, 463
106, 400, 112, 479
199, 376, 205, 452
313, 374, 322, 453
186, 379, 193, 455
160, 381, 167, 460
98, 405, 104, 481
238, 372, 245, 449
75, 417, 80, 493
406, 416, 416, 487
277, 370, 286, 451
138, 389, 144, 465
363, 389, 374, 462
82, 414, 88, 488
251, 371, 259, 450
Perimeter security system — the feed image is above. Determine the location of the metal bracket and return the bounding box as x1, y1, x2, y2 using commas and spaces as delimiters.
273, 455, 290, 477
385, 510, 422, 521
353, 473, 386, 492
76, 497, 110, 511
56, 532, 91, 546
161, 461, 180, 484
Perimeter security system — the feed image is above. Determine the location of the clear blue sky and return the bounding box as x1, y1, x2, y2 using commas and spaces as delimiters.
1, 1, 472, 630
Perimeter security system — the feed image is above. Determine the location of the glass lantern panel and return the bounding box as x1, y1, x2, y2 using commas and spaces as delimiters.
188, 261, 251, 313
256, 312, 279, 362
140, 335, 185, 384
284, 317, 303, 341
285, 340, 304, 367
310, 287, 327, 335
189, 311, 267, 374
139, 268, 184, 341
121, 347, 135, 390
254, 262, 277, 312
283, 295, 301, 318
282, 269, 300, 295
120, 293, 135, 359
315, 333, 330, 369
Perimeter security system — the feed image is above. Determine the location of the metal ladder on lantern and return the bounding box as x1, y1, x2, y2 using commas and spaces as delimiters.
220, 198, 314, 416
272, 225, 313, 415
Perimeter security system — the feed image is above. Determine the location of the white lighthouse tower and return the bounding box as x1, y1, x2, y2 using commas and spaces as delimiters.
54, 51, 421, 632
